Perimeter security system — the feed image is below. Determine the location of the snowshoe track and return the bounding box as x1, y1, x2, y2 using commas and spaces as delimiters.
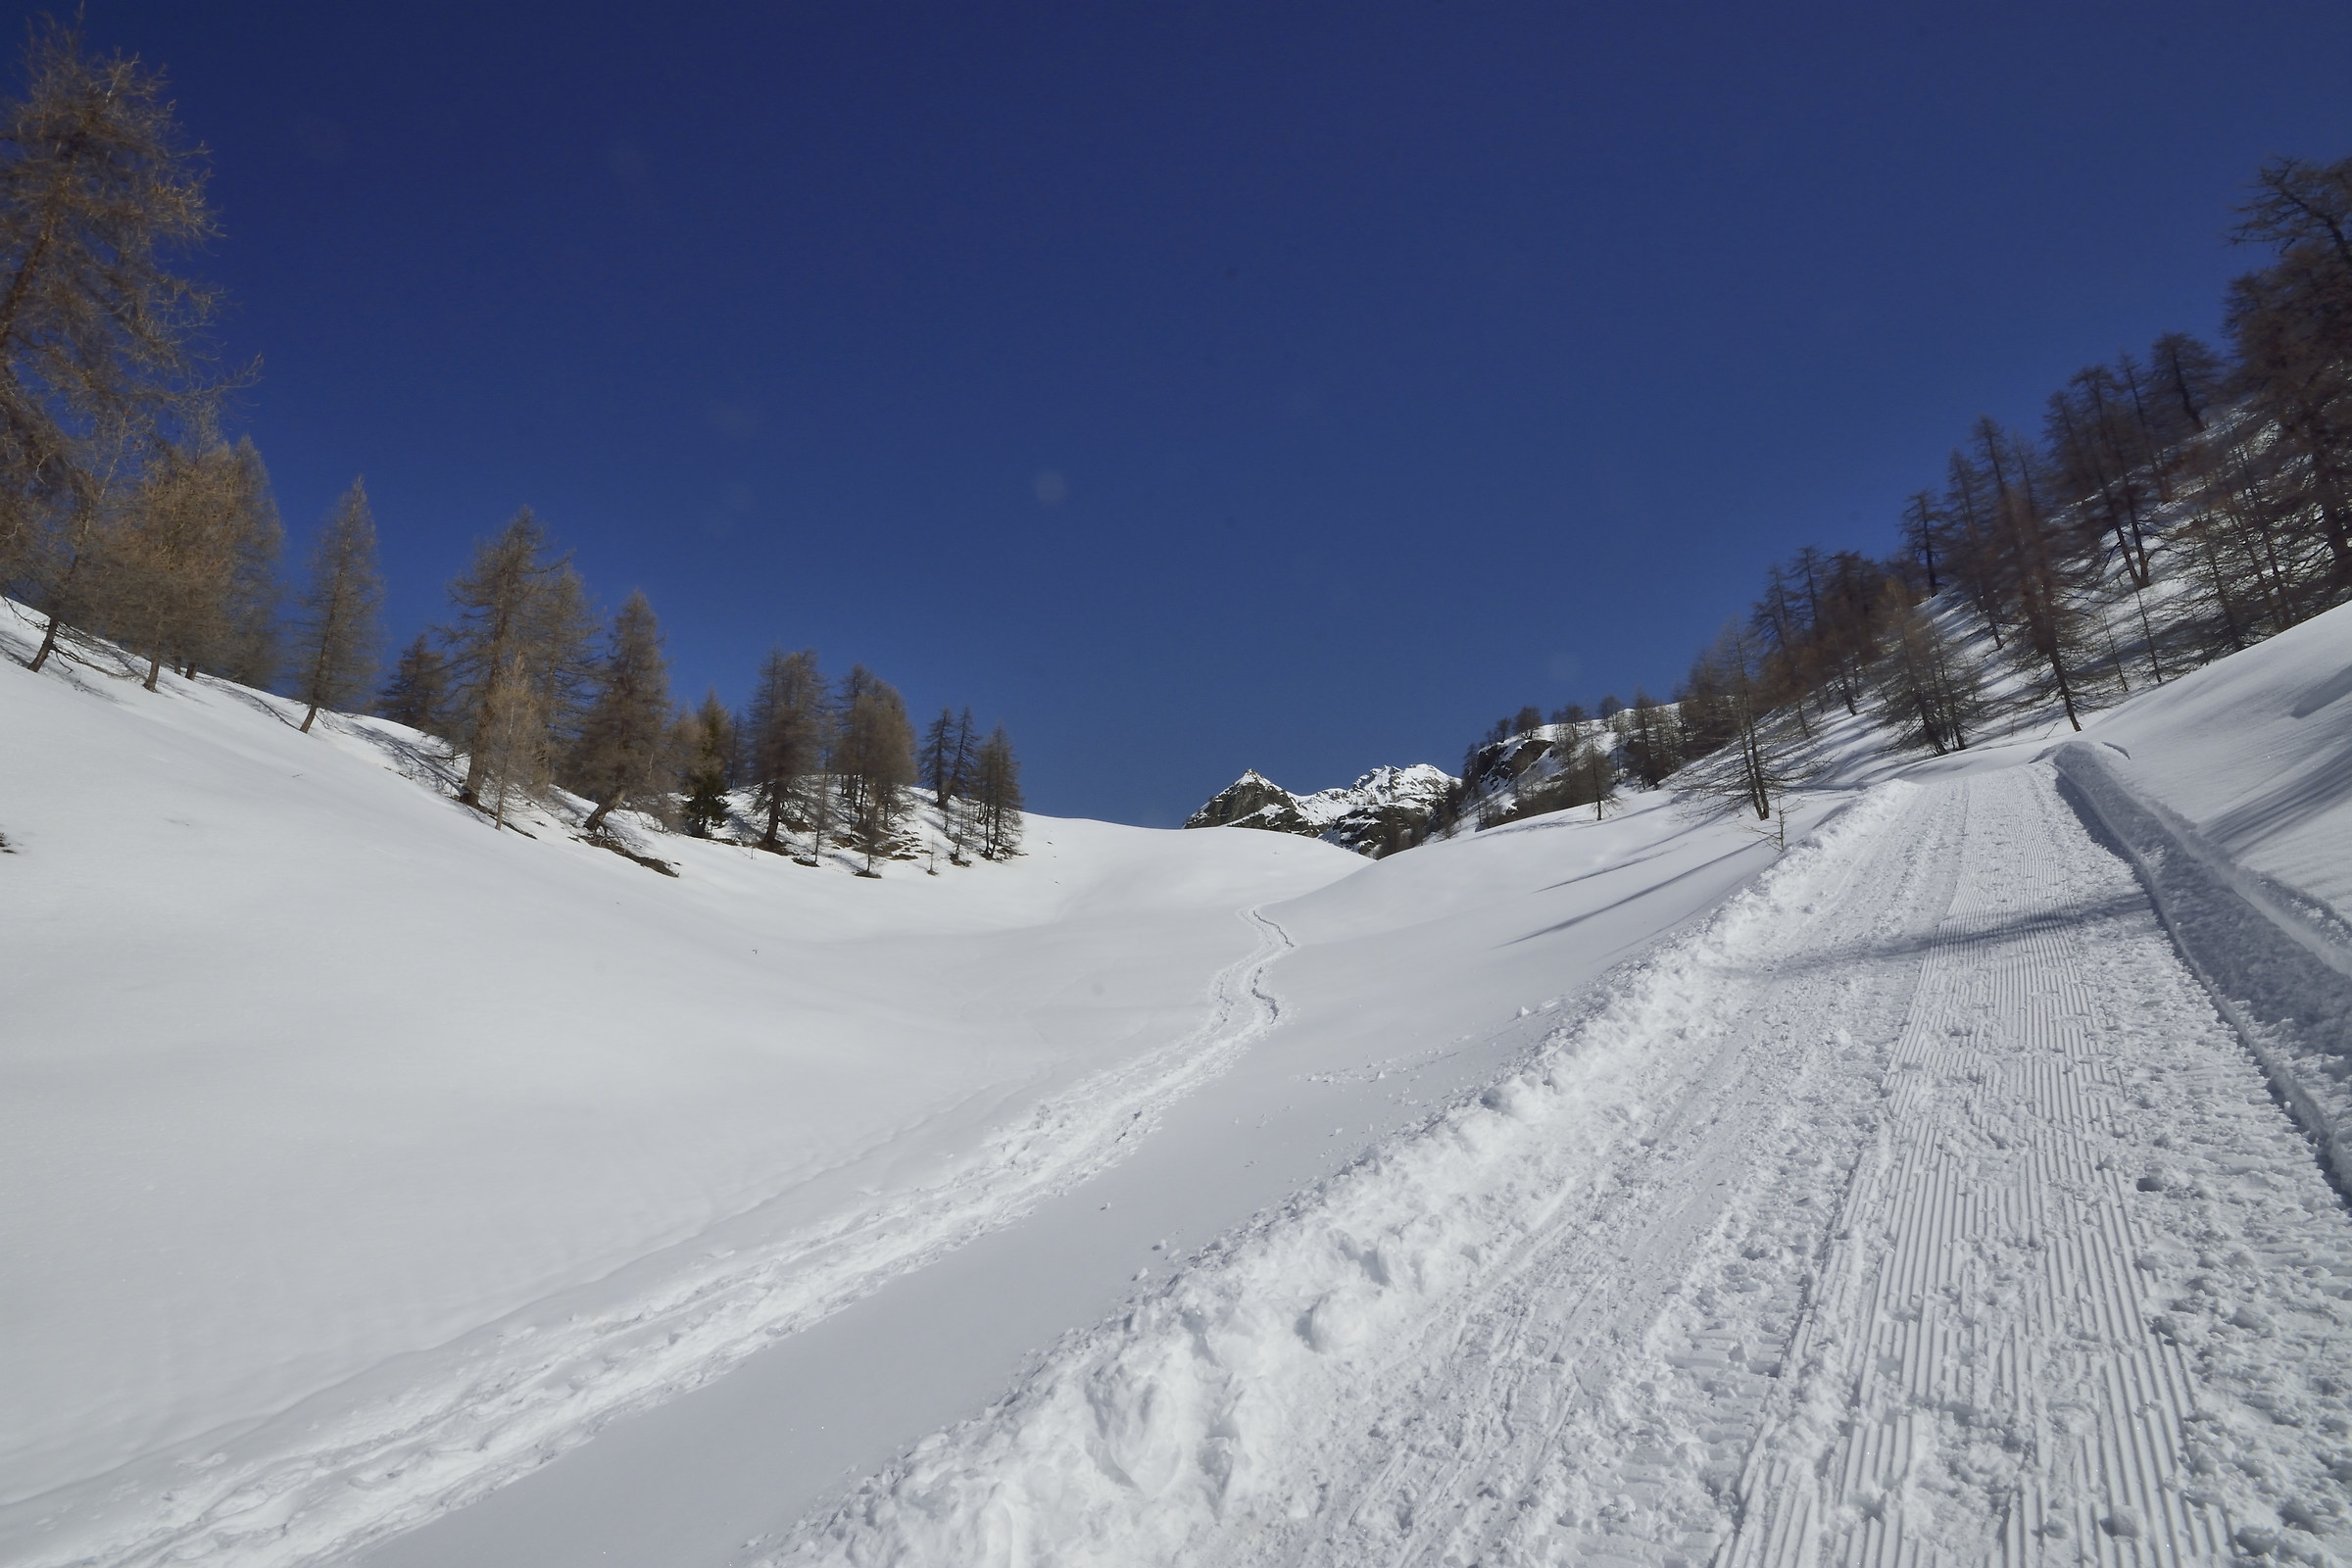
8, 909, 1303, 1568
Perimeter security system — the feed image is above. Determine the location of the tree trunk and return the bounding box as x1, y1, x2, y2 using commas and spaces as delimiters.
583, 792, 619, 835
1913, 693, 1945, 755
2133, 591, 2164, 687
2323, 497, 2352, 588
25, 545, 86, 672
2053, 656, 2081, 731
26, 610, 64, 672
0, 201, 65, 362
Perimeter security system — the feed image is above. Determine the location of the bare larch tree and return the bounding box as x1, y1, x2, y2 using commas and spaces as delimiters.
568, 590, 674, 834
975, 725, 1023, 859
0, 22, 233, 673
743, 647, 828, 854
440, 509, 585, 810
288, 477, 383, 732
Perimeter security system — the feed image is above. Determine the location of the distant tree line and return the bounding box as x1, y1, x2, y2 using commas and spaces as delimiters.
324, 508, 1026, 868
0, 24, 1021, 870
1439, 151, 2352, 836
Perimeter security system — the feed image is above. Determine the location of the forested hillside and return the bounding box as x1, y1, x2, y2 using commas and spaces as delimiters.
0, 24, 1017, 873
1419, 154, 2352, 841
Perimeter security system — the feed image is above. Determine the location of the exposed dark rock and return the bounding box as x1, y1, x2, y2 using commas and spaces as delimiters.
1185, 769, 1312, 834
1184, 764, 1457, 858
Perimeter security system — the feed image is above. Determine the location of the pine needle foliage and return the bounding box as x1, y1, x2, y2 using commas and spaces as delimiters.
375, 633, 449, 736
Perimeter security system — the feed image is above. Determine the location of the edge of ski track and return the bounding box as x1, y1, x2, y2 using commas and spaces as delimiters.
2049, 738, 2352, 1198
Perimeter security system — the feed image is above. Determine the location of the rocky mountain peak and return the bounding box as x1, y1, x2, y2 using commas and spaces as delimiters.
1185, 762, 1457, 858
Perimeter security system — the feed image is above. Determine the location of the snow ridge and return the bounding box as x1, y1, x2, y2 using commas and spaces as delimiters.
1289, 764, 1456, 830
2053, 739, 2352, 1187
12, 908, 1301, 1568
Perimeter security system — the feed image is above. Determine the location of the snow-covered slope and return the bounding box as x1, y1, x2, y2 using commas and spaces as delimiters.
10, 602, 2352, 1568
0, 612, 1361, 1566
1444, 717, 1626, 832
1184, 716, 1629, 861
770, 605, 2352, 1567
368, 777, 1798, 1568
2080, 604, 2352, 925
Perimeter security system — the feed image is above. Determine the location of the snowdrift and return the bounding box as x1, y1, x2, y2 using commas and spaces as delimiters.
2056, 741, 2352, 1183
2037, 601, 2352, 1190
2082, 601, 2352, 924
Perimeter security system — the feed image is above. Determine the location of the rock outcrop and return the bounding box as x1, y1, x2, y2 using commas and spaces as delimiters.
1184, 769, 1313, 835
1185, 763, 1457, 858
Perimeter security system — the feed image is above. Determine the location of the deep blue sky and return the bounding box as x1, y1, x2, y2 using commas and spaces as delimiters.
34, 2, 2352, 823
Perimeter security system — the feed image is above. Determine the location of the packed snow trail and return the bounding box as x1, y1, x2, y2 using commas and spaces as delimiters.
1727, 766, 2352, 1565
777, 765, 2352, 1565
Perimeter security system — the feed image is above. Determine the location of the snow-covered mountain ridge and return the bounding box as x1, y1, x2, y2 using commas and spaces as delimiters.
1184, 714, 1635, 861
1184, 762, 1455, 857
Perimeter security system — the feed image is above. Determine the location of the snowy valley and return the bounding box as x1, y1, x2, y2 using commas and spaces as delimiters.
2, 13, 2349, 1567
5, 596, 2352, 1567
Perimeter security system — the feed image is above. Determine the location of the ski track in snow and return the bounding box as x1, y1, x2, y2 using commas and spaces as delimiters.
1726, 767, 2352, 1565
777, 766, 2352, 1566
23, 909, 1299, 1568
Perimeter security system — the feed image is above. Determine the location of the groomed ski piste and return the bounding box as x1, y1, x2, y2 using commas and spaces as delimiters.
5, 601, 2351, 1568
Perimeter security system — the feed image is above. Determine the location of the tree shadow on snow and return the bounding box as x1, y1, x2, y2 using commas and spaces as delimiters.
1504, 842, 1770, 946
2201, 739, 2352, 875
1721, 888, 2149, 980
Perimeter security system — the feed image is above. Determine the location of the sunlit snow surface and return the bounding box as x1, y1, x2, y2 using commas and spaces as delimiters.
5, 603, 2352, 1567
0, 607, 1358, 1563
